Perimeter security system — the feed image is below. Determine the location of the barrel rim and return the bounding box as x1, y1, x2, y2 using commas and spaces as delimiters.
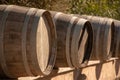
78, 20, 93, 68
30, 9, 57, 75
71, 18, 86, 68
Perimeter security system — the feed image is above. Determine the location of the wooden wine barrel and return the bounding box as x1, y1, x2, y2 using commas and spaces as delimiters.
78, 15, 113, 60
112, 20, 120, 58
0, 5, 57, 78
51, 12, 93, 68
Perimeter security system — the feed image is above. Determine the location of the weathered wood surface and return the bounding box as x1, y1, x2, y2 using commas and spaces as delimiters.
16, 59, 120, 80
0, 5, 57, 78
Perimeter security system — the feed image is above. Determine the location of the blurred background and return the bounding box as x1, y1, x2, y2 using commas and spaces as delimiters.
0, 0, 120, 20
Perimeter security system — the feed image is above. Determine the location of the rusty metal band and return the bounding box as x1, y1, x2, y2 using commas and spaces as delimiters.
0, 5, 13, 77
22, 8, 37, 76
66, 17, 78, 67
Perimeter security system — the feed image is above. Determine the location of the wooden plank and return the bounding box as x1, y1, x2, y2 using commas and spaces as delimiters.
17, 59, 120, 80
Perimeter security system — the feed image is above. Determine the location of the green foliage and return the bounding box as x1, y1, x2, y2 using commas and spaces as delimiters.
69, 0, 120, 20
0, 0, 52, 9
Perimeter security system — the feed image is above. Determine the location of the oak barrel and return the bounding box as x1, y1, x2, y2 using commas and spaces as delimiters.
79, 15, 114, 60
51, 12, 93, 68
0, 5, 57, 78
112, 20, 120, 58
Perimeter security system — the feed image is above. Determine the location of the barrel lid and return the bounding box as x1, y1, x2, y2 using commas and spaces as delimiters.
30, 10, 57, 75
38, 16, 50, 72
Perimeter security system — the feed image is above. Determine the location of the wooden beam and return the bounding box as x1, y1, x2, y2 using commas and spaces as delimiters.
17, 59, 120, 80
